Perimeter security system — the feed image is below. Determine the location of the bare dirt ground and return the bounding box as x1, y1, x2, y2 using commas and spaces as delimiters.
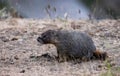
0, 18, 120, 76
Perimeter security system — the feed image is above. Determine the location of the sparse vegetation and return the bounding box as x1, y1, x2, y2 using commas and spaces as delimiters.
0, 0, 21, 19
0, 19, 120, 76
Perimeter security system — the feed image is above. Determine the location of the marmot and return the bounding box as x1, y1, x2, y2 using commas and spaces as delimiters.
37, 29, 108, 62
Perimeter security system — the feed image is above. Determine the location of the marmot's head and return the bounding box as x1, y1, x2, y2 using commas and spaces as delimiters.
37, 30, 58, 44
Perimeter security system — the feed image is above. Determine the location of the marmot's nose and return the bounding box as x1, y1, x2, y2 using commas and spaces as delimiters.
37, 36, 44, 44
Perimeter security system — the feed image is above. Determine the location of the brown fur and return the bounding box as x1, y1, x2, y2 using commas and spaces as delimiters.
93, 50, 108, 60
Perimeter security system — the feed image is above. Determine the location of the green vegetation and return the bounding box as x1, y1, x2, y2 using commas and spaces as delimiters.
0, 0, 9, 9
101, 60, 114, 76
101, 60, 120, 76
81, 0, 95, 7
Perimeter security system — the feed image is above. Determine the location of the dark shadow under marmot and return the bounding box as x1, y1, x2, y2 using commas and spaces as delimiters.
37, 29, 108, 62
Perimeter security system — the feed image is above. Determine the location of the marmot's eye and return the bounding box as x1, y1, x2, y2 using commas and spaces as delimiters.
43, 35, 47, 38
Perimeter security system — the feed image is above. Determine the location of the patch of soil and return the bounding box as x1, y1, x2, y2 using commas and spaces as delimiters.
0, 19, 120, 76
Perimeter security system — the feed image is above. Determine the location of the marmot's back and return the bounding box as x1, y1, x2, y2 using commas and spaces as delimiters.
56, 30, 96, 58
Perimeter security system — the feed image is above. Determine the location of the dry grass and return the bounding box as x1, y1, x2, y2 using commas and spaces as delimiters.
0, 18, 120, 76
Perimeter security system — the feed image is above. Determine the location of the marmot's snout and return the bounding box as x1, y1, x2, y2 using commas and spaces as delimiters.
37, 36, 44, 44
37, 34, 50, 44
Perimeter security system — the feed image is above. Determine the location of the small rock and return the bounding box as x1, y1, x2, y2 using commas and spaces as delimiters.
9, 61, 14, 64
0, 36, 9, 42
20, 70, 25, 73
0, 58, 5, 61
11, 37, 18, 41
14, 55, 19, 60
29, 55, 36, 58
98, 64, 103, 68
110, 62, 116, 67
23, 51, 26, 53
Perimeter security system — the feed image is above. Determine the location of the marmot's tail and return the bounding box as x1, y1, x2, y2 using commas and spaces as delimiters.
93, 50, 108, 60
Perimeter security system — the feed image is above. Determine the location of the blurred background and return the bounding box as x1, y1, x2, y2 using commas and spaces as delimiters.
0, 0, 120, 19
